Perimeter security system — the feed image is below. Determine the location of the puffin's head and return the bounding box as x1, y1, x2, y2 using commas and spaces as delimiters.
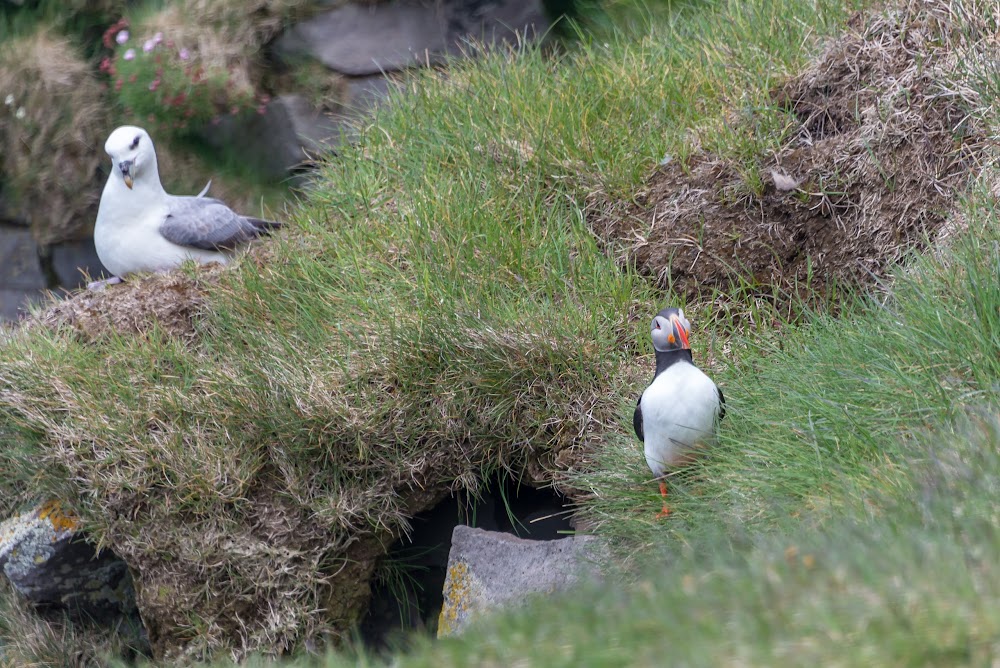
650, 307, 690, 352
104, 125, 153, 190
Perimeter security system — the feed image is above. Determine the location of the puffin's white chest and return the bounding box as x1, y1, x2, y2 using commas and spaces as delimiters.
640, 361, 721, 477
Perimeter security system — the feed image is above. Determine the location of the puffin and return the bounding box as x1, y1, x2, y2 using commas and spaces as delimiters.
633, 307, 724, 518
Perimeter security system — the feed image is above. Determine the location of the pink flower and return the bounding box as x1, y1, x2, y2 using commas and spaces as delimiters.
149, 78, 160, 91
123, 48, 136, 61
153, 32, 163, 44
116, 30, 129, 44
178, 48, 190, 61
143, 39, 156, 52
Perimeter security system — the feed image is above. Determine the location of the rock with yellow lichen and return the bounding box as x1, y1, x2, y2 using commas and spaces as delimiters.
0, 499, 137, 623
437, 525, 604, 637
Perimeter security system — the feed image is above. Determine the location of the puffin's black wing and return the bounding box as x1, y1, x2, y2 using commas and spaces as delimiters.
633, 397, 644, 442
717, 385, 726, 421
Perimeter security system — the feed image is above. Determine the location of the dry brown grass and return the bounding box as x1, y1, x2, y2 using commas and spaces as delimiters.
25, 265, 219, 342
590, 0, 988, 305
0, 31, 110, 244
3, 263, 621, 660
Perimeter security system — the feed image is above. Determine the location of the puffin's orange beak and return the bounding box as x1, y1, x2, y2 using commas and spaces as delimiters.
670, 314, 690, 349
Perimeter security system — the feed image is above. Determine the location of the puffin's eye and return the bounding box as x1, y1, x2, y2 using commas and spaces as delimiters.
130, 135, 140, 150
654, 320, 661, 329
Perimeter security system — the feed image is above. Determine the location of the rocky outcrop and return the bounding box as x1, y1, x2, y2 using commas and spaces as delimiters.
0, 499, 137, 623
224, 0, 550, 176
0, 225, 46, 321
437, 525, 603, 636
0, 223, 108, 321
276, 0, 549, 76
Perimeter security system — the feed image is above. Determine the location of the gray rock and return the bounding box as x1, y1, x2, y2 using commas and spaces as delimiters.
277, 94, 351, 154
0, 225, 45, 290
0, 500, 137, 623
437, 525, 603, 636
197, 104, 306, 180
49, 238, 109, 288
0, 226, 46, 321
276, 0, 550, 77
343, 75, 397, 116
0, 288, 41, 322
277, 3, 448, 76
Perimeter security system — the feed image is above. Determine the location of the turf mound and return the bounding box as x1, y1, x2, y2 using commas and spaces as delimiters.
592, 2, 986, 301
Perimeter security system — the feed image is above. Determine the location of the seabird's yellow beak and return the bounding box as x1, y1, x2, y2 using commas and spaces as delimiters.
119, 160, 134, 189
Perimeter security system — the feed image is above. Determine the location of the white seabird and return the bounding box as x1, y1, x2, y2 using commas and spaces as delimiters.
91, 125, 280, 288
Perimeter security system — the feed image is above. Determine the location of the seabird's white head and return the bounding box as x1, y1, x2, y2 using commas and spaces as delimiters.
104, 125, 157, 191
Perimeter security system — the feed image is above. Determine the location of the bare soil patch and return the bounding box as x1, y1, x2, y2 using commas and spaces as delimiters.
592, 4, 986, 302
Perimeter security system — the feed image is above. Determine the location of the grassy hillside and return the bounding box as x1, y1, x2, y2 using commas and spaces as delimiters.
1, 0, 998, 665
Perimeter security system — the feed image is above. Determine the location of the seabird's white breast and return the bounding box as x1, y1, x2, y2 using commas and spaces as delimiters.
640, 360, 721, 477
94, 171, 226, 277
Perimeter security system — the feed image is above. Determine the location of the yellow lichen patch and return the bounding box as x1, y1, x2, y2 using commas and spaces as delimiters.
38, 499, 78, 533
437, 560, 477, 637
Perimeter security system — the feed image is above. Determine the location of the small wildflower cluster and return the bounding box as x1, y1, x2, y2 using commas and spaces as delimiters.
3, 93, 26, 120
100, 20, 270, 138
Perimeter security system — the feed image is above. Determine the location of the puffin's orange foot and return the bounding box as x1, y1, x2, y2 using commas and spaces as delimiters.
655, 480, 671, 519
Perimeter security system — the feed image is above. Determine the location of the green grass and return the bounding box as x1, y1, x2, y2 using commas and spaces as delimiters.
328, 414, 1000, 668
3, 0, 998, 664
0, 0, 124, 45
234, 172, 1000, 668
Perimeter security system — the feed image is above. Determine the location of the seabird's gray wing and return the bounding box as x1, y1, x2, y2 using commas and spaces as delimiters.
160, 196, 277, 251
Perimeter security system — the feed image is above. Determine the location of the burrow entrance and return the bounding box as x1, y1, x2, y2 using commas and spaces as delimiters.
359, 475, 573, 647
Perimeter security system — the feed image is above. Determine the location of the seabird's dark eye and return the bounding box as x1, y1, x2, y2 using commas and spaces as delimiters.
654, 321, 661, 329
130, 135, 140, 150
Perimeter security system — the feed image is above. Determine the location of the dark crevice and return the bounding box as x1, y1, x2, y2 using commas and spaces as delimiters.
360, 475, 573, 650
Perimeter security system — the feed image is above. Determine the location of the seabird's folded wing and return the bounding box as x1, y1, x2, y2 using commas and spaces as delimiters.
160, 196, 273, 251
